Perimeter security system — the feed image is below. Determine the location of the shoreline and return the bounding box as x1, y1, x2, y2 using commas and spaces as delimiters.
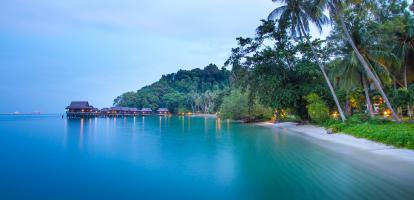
262, 122, 414, 164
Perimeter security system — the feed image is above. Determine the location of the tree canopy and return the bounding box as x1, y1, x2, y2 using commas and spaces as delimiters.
114, 64, 230, 113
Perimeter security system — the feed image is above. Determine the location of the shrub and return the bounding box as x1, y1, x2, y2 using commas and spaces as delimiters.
367, 116, 391, 124
341, 123, 414, 149
218, 89, 273, 121
218, 89, 249, 120
329, 123, 347, 133
305, 93, 329, 124
346, 113, 370, 124
322, 118, 342, 126
251, 103, 274, 121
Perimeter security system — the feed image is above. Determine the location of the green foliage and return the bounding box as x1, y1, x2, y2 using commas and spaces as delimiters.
391, 88, 412, 107
226, 20, 330, 121
346, 113, 370, 124
218, 90, 273, 121
305, 93, 330, 124
251, 102, 274, 121
323, 113, 413, 149
341, 123, 414, 150
218, 90, 249, 120
114, 64, 230, 113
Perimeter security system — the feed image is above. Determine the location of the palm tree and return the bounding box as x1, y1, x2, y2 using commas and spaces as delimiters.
394, 11, 414, 88
328, 30, 398, 117
268, 0, 347, 121
318, 0, 402, 121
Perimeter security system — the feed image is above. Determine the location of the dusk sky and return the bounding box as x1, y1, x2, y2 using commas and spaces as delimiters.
0, 0, 328, 113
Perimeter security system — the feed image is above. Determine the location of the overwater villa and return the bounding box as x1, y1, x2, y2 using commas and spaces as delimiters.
140, 108, 152, 115
157, 108, 169, 115
100, 108, 110, 116
66, 101, 99, 118
66, 101, 155, 118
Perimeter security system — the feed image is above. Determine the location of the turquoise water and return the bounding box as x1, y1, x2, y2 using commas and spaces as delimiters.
0, 115, 413, 199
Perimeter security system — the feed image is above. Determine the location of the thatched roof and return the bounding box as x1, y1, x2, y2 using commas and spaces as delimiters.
157, 108, 169, 112
140, 108, 152, 112
66, 101, 91, 109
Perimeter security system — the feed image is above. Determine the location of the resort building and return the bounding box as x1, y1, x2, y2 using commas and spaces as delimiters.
66, 101, 97, 118
128, 108, 139, 115
140, 108, 152, 115
66, 102, 155, 118
100, 108, 110, 116
157, 108, 169, 115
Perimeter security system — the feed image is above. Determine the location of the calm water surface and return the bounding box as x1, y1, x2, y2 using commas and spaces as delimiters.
0, 115, 413, 200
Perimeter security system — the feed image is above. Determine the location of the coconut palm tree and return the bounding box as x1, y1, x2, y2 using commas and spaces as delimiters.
268, 0, 347, 121
394, 11, 414, 88
328, 31, 399, 117
317, 0, 402, 121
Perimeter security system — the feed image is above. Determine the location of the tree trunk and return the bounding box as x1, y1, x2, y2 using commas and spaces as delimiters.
336, 11, 401, 122
404, 63, 408, 88
298, 20, 346, 122
345, 97, 352, 116
362, 75, 374, 117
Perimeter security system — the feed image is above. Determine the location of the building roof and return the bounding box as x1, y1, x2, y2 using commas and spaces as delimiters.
157, 108, 169, 112
128, 108, 139, 112
140, 108, 152, 112
110, 107, 139, 112
66, 101, 91, 109
110, 106, 128, 111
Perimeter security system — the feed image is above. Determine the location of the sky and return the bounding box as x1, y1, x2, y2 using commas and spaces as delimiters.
0, 0, 329, 113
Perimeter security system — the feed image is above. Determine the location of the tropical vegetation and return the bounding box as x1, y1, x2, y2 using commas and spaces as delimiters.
114, 64, 230, 113
115, 0, 414, 147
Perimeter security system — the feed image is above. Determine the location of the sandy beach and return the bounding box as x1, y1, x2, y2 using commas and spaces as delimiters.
263, 122, 414, 164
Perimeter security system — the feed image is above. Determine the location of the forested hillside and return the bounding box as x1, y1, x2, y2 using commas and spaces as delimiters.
114, 64, 230, 113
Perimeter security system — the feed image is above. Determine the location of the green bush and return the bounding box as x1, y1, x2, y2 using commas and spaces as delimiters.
367, 116, 392, 125
341, 123, 414, 149
218, 89, 249, 120
346, 113, 370, 124
329, 123, 347, 133
218, 89, 273, 121
322, 118, 342, 126
305, 93, 329, 124
251, 103, 274, 121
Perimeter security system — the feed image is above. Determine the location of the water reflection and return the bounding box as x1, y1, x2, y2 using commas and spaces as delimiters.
215, 118, 222, 138
79, 118, 84, 149
5, 115, 414, 199
133, 117, 136, 131
159, 116, 162, 129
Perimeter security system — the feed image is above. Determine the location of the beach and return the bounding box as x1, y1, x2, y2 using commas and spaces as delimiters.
263, 122, 414, 164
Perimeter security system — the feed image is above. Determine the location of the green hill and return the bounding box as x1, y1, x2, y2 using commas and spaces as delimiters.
114, 64, 230, 113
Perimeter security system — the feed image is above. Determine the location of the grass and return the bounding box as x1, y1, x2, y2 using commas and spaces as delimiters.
322, 115, 414, 150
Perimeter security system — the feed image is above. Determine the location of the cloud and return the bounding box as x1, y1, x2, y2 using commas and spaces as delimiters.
0, 0, 277, 39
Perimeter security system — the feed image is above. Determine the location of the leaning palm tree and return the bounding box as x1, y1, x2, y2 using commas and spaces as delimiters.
328, 30, 398, 117
268, 0, 347, 121
318, 0, 402, 121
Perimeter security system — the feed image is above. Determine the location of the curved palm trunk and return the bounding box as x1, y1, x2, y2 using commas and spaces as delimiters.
362, 75, 374, 117
404, 63, 408, 88
298, 20, 347, 122
336, 12, 401, 122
